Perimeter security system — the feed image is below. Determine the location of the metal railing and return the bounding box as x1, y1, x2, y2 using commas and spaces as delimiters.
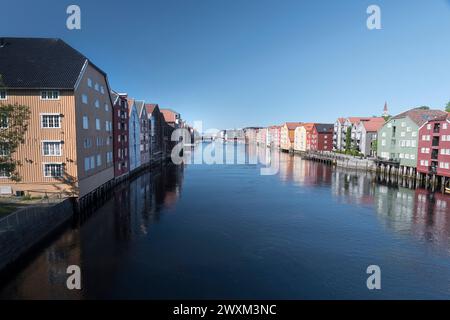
0, 199, 67, 233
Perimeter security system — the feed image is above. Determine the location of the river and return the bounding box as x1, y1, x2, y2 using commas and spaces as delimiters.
1, 142, 450, 299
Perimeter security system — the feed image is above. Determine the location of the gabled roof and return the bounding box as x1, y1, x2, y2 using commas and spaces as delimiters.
337, 117, 346, 124
347, 117, 372, 124
299, 123, 315, 132
160, 109, 179, 123
392, 107, 447, 126
127, 98, 135, 115
145, 103, 159, 115
362, 118, 385, 132
0, 37, 106, 89
134, 100, 146, 116
110, 90, 119, 105
285, 122, 302, 130
314, 123, 333, 133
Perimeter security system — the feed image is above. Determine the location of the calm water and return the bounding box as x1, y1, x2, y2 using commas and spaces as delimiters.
1, 142, 450, 299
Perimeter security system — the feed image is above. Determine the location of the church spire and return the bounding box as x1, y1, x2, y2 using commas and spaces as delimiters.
383, 101, 389, 117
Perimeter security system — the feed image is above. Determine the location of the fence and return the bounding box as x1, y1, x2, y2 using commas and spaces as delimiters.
0, 198, 75, 273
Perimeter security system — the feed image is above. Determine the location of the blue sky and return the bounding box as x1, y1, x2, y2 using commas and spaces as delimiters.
2, 0, 450, 129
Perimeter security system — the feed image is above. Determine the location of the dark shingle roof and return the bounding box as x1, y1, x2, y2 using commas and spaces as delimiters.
392, 107, 447, 126
314, 123, 333, 133
0, 37, 95, 89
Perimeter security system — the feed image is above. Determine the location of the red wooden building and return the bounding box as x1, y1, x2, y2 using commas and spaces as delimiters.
417, 114, 450, 178
111, 91, 129, 178
310, 123, 334, 151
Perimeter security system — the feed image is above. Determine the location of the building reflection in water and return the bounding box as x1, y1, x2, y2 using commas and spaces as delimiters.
270, 151, 450, 252
0, 163, 184, 299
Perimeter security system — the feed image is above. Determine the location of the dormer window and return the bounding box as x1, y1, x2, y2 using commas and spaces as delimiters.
41, 90, 59, 100
0, 90, 6, 100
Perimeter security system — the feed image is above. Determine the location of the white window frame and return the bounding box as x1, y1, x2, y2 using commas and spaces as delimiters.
40, 90, 60, 100
42, 140, 62, 157
43, 163, 63, 178
40, 113, 61, 129
0, 90, 7, 100
87, 78, 93, 88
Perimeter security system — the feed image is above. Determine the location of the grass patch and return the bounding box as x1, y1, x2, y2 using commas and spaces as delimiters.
0, 203, 22, 219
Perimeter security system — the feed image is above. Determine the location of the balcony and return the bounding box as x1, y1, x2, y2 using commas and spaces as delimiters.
429, 166, 437, 174
432, 137, 440, 147
433, 124, 440, 134
432, 149, 439, 160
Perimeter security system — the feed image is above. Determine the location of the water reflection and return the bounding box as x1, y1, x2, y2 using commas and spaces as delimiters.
2, 144, 450, 299
0, 163, 184, 299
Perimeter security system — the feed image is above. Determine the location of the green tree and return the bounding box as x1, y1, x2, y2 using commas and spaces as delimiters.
445, 101, 450, 112
371, 140, 377, 156
345, 126, 352, 152
0, 75, 31, 181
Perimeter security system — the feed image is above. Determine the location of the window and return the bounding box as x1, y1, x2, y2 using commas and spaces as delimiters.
41, 114, 61, 128
407, 127, 411, 132
401, 122, 406, 127
0, 168, 9, 178
0, 90, 6, 100
96, 136, 103, 147
105, 103, 109, 112
444, 135, 447, 142
412, 132, 417, 137
0, 144, 9, 156
88, 78, 93, 87
42, 141, 62, 156
444, 123, 448, 130
399, 153, 404, 159
96, 118, 101, 130
95, 99, 100, 108
96, 154, 102, 166
427, 124, 431, 130
381, 132, 386, 137
106, 151, 113, 163
41, 91, 59, 100
44, 163, 62, 177
83, 116, 89, 129
0, 113, 8, 128
84, 138, 92, 148
100, 86, 105, 94
84, 157, 91, 171
411, 140, 416, 147
82, 94, 88, 104
401, 132, 405, 137
411, 154, 415, 160
381, 139, 386, 146
90, 156, 95, 169
94, 83, 99, 91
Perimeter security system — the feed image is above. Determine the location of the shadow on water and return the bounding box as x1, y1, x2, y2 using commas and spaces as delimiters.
0, 163, 184, 299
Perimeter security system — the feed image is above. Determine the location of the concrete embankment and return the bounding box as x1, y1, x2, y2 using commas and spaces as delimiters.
300, 151, 377, 172
0, 199, 74, 274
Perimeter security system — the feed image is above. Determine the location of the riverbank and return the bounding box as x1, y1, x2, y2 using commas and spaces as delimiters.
0, 199, 74, 276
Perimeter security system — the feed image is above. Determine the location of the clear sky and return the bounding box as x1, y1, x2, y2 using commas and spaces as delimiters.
2, 0, 450, 129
